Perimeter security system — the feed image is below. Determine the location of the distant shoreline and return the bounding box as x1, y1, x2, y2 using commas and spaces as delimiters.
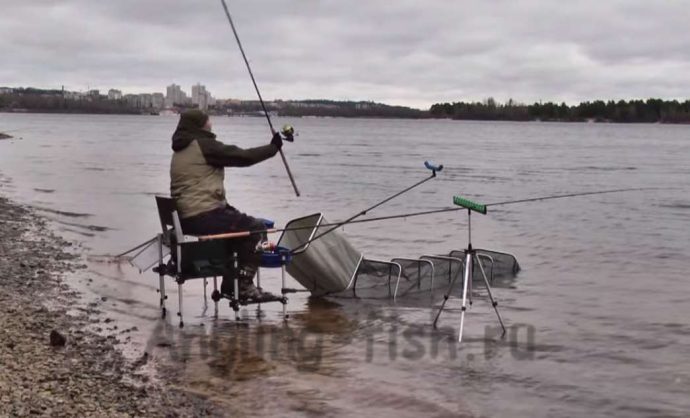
3, 109, 690, 124
3, 87, 690, 123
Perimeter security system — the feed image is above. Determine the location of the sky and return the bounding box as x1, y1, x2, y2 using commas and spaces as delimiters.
1, 0, 689, 109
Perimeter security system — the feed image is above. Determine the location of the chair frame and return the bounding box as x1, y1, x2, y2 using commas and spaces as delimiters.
154, 196, 287, 327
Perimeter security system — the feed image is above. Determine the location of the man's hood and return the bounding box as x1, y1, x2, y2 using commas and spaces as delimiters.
171, 110, 216, 151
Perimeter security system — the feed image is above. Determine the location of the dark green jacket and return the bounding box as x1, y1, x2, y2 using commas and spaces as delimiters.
170, 128, 278, 219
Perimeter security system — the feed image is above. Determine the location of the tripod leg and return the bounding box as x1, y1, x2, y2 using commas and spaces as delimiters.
458, 252, 472, 342
474, 254, 506, 336
432, 261, 462, 329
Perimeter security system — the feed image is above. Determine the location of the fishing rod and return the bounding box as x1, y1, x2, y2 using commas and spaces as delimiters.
287, 161, 443, 253
116, 186, 655, 258
219, 0, 300, 197
117, 162, 442, 258
198, 162, 443, 244
196, 186, 655, 242
484, 187, 655, 207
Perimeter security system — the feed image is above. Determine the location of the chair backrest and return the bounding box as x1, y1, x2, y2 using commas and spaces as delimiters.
155, 196, 175, 230
155, 196, 184, 243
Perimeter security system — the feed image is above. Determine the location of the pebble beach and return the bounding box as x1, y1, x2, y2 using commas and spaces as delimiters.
0, 195, 222, 417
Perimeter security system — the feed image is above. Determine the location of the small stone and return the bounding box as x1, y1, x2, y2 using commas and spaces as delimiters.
50, 330, 66, 347
101, 296, 108, 302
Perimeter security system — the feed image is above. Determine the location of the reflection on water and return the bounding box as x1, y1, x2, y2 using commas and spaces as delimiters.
1, 114, 689, 417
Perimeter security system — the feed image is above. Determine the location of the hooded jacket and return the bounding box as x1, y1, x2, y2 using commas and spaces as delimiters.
170, 110, 278, 219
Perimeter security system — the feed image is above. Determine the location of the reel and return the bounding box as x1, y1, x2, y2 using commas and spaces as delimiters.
281, 124, 295, 142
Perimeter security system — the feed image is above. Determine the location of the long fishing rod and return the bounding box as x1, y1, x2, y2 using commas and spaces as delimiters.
484, 187, 654, 207
117, 186, 656, 258
219, 0, 300, 197
196, 186, 654, 242
287, 161, 443, 254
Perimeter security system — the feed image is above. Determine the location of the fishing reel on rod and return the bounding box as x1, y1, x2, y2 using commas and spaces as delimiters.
280, 124, 296, 142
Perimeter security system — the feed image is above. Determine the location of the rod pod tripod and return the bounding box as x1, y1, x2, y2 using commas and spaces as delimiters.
433, 196, 506, 342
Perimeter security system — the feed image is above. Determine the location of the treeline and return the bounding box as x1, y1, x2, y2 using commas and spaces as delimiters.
429, 98, 690, 123
0, 88, 139, 114
222, 99, 427, 119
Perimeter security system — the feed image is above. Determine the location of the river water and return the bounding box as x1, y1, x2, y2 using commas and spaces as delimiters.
1, 113, 689, 417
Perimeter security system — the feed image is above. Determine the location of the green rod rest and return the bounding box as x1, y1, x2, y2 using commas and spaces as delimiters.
453, 195, 487, 214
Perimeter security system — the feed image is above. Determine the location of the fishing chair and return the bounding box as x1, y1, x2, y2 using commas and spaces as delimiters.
153, 196, 288, 327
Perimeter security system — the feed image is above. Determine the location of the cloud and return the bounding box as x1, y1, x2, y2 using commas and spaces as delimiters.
1, 0, 689, 108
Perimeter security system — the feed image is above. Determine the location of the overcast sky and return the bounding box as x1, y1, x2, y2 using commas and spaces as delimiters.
1, 0, 689, 109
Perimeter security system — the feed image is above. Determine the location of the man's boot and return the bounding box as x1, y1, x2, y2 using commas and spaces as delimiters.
238, 276, 263, 300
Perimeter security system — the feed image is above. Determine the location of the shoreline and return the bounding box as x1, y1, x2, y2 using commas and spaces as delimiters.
4, 111, 690, 124
0, 194, 222, 417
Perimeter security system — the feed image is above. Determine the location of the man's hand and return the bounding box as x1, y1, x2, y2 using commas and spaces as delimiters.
271, 131, 283, 150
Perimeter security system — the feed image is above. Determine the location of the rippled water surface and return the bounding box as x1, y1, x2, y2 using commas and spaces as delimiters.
1, 114, 689, 417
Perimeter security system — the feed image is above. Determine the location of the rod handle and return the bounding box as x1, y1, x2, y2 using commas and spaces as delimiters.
279, 149, 301, 197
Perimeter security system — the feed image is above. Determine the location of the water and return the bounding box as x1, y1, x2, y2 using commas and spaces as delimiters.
1, 113, 689, 417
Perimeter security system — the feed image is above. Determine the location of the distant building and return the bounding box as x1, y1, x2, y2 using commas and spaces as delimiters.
166, 83, 188, 107
123, 94, 138, 108
191, 83, 204, 105
0, 87, 14, 95
107, 89, 122, 100
64, 91, 85, 100
138, 93, 153, 108
87, 89, 100, 97
152, 93, 165, 109
191, 83, 214, 110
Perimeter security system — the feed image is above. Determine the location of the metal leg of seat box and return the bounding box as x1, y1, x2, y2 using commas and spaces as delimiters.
157, 234, 167, 319
281, 264, 288, 320
231, 252, 240, 321
213, 276, 219, 317
177, 279, 184, 328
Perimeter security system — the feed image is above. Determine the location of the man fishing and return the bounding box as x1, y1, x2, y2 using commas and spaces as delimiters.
170, 109, 284, 300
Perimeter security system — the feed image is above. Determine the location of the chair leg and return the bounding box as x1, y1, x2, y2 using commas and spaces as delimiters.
232, 252, 240, 321
178, 282, 184, 328
213, 276, 219, 317
157, 234, 167, 319
159, 275, 167, 319
256, 268, 262, 311
282, 265, 288, 320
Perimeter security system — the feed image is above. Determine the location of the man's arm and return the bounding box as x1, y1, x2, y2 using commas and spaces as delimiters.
197, 137, 278, 167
